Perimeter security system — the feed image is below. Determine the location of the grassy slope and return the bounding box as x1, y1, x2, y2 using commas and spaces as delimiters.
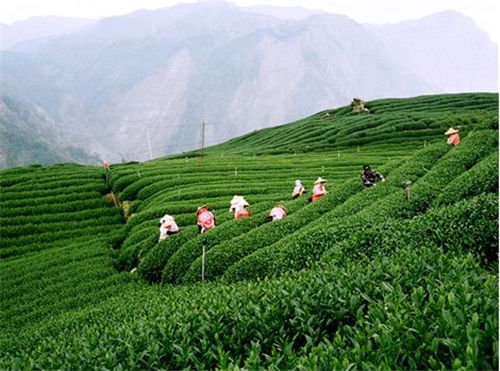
0, 93, 498, 369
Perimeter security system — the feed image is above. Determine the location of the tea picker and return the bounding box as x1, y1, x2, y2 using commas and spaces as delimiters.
361, 165, 386, 188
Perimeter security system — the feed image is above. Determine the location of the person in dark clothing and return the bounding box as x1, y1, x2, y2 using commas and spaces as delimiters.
361, 165, 386, 188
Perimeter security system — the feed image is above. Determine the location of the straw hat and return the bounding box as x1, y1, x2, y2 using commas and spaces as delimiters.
314, 177, 327, 184
196, 205, 207, 215
444, 127, 459, 135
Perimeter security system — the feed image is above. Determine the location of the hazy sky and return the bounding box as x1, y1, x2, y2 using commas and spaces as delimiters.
1, 0, 498, 42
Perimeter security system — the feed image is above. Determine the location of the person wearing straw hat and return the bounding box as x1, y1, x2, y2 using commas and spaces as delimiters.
311, 177, 328, 202
292, 179, 306, 199
361, 165, 386, 188
159, 214, 179, 241
234, 199, 251, 219
266, 205, 287, 222
444, 127, 460, 146
229, 195, 244, 212
196, 205, 216, 233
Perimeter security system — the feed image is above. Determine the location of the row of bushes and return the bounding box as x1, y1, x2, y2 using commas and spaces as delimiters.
0, 234, 104, 259
162, 205, 277, 285
0, 198, 112, 218
0, 215, 123, 239
0, 183, 106, 202
0, 167, 102, 188
320, 193, 498, 271
2, 242, 496, 370
433, 151, 498, 207
132, 192, 290, 224
0, 191, 105, 210
0, 224, 118, 249
109, 152, 361, 191
117, 196, 288, 272
0, 176, 104, 194
0, 206, 120, 227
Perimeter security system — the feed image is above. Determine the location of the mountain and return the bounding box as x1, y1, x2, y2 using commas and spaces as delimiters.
245, 5, 324, 19
0, 96, 100, 168
367, 11, 498, 93
0, 4, 497, 165
0, 16, 94, 50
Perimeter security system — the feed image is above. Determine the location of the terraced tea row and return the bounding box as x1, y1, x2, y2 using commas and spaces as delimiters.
0, 164, 134, 343
209, 93, 498, 155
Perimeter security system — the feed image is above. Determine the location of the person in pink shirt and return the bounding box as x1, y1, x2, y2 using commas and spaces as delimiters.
265, 205, 287, 222
445, 127, 460, 146
311, 177, 327, 202
196, 205, 216, 233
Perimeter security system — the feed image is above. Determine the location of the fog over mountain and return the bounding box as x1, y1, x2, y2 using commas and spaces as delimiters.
367, 11, 498, 93
0, 96, 100, 168
1, 3, 497, 165
0, 16, 94, 50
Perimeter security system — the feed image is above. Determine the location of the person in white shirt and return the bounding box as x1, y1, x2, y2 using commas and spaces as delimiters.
159, 214, 179, 241
292, 180, 306, 199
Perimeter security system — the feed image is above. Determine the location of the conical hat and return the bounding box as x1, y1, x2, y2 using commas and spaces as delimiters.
444, 127, 459, 135
196, 205, 207, 216
230, 195, 244, 205
236, 200, 249, 207
314, 177, 327, 184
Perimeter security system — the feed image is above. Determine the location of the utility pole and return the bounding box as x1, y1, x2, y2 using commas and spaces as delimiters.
146, 130, 153, 160
201, 245, 206, 282
200, 121, 206, 164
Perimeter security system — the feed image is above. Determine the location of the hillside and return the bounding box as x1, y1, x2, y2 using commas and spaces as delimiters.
1, 3, 497, 163
0, 96, 101, 169
0, 94, 498, 369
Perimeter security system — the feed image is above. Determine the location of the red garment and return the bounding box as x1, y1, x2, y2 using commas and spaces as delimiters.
312, 184, 327, 201
447, 133, 460, 146
197, 210, 215, 233
235, 208, 251, 219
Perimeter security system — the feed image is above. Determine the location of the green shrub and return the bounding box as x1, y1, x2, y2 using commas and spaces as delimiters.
433, 151, 498, 207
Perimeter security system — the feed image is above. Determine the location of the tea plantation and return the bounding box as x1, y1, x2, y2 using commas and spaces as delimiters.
0, 93, 498, 370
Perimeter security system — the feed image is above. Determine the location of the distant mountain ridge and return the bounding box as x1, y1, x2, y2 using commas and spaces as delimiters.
367, 10, 498, 93
0, 3, 497, 165
0, 16, 94, 50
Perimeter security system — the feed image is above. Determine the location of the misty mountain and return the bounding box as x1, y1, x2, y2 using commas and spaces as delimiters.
245, 5, 324, 20
0, 16, 94, 50
1, 3, 497, 164
367, 11, 498, 93
0, 96, 100, 168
